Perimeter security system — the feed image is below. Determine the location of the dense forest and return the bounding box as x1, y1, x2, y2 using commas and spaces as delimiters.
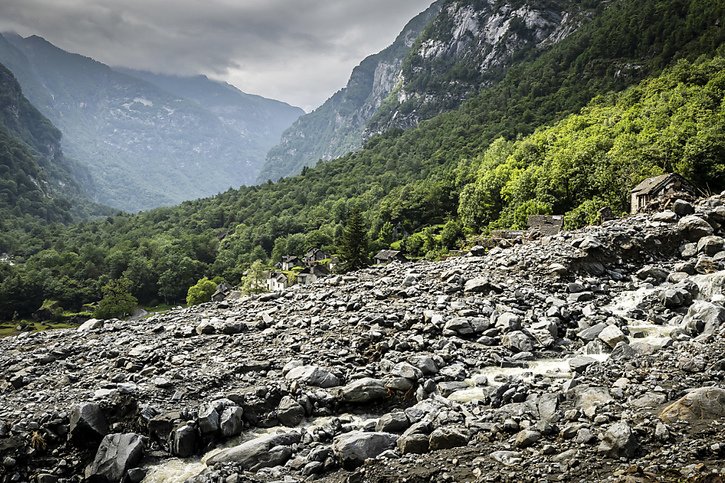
0, 0, 723, 320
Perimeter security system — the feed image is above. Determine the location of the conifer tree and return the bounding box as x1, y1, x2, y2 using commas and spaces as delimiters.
338, 207, 369, 272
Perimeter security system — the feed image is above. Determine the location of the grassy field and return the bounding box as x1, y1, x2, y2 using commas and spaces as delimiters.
0, 320, 78, 337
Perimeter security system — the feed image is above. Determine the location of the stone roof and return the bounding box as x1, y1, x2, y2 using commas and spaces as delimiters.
631, 173, 686, 195
375, 250, 402, 261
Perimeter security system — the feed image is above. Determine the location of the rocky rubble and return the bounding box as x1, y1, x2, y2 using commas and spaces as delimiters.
3, 195, 725, 482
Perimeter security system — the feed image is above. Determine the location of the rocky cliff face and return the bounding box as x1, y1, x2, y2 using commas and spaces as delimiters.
0, 34, 303, 212
365, 0, 590, 136
257, 1, 444, 183
3, 195, 725, 482
260, 0, 591, 182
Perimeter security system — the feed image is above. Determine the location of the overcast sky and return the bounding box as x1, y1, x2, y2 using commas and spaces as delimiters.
0, 0, 433, 111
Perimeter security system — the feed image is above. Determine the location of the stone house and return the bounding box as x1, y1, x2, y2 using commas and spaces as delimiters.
266, 272, 289, 292
631, 173, 696, 214
374, 250, 407, 265
281, 255, 302, 271
297, 265, 330, 286
303, 248, 330, 266
527, 215, 564, 236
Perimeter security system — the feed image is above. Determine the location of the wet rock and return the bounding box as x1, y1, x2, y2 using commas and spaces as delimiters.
660, 387, 725, 422
339, 378, 388, 403
170, 423, 197, 458
277, 396, 305, 427
597, 422, 638, 458
207, 432, 301, 468
568, 356, 598, 374
85, 433, 144, 482
428, 427, 469, 450
598, 325, 626, 348
220, 407, 244, 437
197, 405, 219, 435
577, 323, 607, 342
332, 432, 398, 469
285, 366, 341, 388
636, 266, 669, 284
69, 402, 108, 447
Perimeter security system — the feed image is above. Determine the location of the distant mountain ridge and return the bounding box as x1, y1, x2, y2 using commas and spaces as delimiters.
0, 62, 110, 254
0, 33, 303, 212
258, 0, 591, 182
257, 0, 445, 183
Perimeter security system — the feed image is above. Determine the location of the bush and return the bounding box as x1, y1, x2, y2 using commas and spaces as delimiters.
186, 277, 218, 306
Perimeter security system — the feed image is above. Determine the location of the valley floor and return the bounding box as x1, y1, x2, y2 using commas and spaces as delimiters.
3, 195, 725, 482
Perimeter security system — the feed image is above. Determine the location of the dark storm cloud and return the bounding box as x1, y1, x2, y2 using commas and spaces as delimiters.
0, 0, 433, 110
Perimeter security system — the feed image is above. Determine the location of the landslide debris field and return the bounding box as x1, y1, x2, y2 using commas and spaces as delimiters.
3, 196, 725, 483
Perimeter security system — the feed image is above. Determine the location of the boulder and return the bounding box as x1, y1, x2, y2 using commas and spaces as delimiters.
197, 405, 219, 435
568, 356, 598, 374
697, 236, 725, 256
577, 323, 607, 342
464, 278, 502, 294
428, 427, 469, 450
678, 215, 714, 241
375, 411, 410, 433
681, 301, 725, 336
169, 424, 197, 458
660, 387, 725, 422
673, 199, 695, 216
338, 378, 388, 403
397, 433, 429, 454
277, 396, 305, 427
598, 325, 627, 349
285, 366, 341, 388
220, 407, 244, 437
77, 319, 104, 332
636, 266, 669, 284
69, 402, 108, 447
514, 429, 542, 448
597, 422, 638, 458
207, 432, 301, 468
85, 433, 144, 482
502, 331, 534, 353
332, 432, 398, 469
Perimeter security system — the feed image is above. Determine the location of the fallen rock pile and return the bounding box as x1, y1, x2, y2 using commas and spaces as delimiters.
2, 195, 725, 482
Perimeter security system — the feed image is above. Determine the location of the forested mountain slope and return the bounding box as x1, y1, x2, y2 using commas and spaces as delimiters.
0, 0, 722, 320
0, 63, 110, 255
260, 0, 595, 182
0, 34, 303, 211
258, 0, 444, 182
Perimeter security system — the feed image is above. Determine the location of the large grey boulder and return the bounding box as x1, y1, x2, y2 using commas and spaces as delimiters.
429, 427, 469, 450
285, 366, 341, 388
678, 215, 714, 241
197, 405, 219, 435
597, 422, 638, 458
169, 424, 197, 458
332, 432, 398, 469
206, 432, 301, 469
502, 331, 534, 353
277, 396, 305, 427
681, 301, 725, 336
69, 402, 108, 446
598, 325, 627, 348
660, 387, 725, 422
85, 433, 144, 482
338, 378, 388, 403
220, 407, 244, 437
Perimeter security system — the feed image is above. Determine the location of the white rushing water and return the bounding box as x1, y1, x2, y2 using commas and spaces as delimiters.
142, 414, 372, 482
